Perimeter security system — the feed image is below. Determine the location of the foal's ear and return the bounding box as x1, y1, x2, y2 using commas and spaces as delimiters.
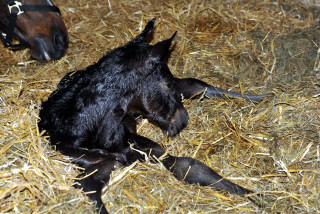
151, 32, 177, 61
131, 18, 156, 43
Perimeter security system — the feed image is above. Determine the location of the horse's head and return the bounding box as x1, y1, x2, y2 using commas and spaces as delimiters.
126, 19, 189, 136
0, 0, 68, 62
130, 60, 189, 137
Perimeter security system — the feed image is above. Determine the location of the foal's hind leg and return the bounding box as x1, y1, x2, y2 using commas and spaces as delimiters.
128, 134, 252, 196
174, 77, 271, 101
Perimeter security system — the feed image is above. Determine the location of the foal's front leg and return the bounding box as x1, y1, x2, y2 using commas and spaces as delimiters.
162, 156, 252, 195
128, 134, 252, 196
75, 156, 122, 214
58, 144, 123, 214
174, 77, 271, 101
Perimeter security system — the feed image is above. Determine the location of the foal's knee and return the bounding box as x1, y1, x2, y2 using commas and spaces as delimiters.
79, 158, 123, 182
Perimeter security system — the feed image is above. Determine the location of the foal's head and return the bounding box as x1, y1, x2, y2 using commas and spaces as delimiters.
125, 19, 188, 137
0, 0, 68, 61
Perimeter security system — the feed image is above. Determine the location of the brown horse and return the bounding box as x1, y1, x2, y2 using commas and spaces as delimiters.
0, 0, 68, 62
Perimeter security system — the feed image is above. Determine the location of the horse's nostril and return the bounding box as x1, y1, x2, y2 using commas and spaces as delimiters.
53, 32, 66, 48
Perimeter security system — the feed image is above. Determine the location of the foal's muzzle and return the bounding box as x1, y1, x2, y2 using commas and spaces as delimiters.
164, 108, 189, 137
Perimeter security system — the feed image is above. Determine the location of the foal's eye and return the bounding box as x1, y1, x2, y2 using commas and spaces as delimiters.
167, 83, 174, 90
160, 82, 170, 95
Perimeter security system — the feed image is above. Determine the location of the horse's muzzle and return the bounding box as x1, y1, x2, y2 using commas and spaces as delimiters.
31, 30, 68, 62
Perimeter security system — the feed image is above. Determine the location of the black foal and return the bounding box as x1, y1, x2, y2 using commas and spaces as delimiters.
39, 18, 268, 214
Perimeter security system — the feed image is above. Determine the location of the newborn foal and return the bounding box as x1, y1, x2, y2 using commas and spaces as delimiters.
39, 19, 264, 214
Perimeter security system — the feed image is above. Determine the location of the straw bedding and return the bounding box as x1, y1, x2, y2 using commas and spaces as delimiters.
0, 0, 319, 213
